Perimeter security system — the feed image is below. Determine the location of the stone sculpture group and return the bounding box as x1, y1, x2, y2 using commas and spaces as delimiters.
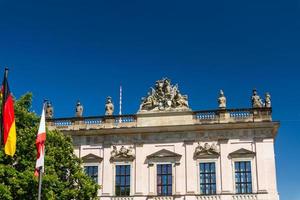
139, 78, 189, 112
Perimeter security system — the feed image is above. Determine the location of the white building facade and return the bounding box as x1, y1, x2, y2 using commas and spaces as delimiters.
47, 79, 280, 200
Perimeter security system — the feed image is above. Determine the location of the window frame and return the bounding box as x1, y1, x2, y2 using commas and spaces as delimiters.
197, 158, 220, 195
199, 162, 217, 195
112, 162, 134, 196
231, 158, 255, 194
115, 164, 131, 196
156, 163, 173, 196
83, 163, 100, 185
234, 161, 253, 194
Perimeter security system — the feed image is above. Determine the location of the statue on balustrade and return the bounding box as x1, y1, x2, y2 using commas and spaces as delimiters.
105, 96, 114, 115
75, 101, 83, 117
45, 101, 54, 119
139, 78, 190, 112
251, 89, 263, 108
218, 90, 226, 109
264, 92, 271, 108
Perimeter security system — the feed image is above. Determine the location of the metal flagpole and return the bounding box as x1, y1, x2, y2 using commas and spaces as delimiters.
38, 166, 43, 200
119, 84, 122, 123
37, 101, 47, 200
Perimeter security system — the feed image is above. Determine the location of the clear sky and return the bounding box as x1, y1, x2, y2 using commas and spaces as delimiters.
0, 0, 300, 199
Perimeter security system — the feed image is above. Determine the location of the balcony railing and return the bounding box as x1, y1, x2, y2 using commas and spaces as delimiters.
46, 107, 272, 131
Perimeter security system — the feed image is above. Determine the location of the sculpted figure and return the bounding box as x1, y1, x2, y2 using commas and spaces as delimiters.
127, 146, 134, 157
264, 92, 271, 108
45, 101, 54, 119
75, 101, 83, 117
218, 90, 226, 109
111, 146, 117, 158
105, 96, 114, 115
119, 146, 127, 156
251, 89, 263, 108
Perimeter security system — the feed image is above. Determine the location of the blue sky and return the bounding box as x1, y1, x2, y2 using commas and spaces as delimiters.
0, 0, 300, 199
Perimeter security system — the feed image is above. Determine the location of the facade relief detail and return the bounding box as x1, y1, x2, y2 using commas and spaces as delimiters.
110, 145, 135, 161
139, 78, 190, 112
194, 142, 220, 159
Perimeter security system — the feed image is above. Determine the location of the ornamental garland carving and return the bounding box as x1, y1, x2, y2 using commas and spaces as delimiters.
139, 78, 190, 112
194, 142, 220, 159
110, 145, 135, 161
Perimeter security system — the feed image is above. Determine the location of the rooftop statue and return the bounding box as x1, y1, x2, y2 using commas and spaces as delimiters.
218, 90, 226, 109
264, 92, 271, 108
139, 78, 190, 112
251, 89, 263, 108
75, 100, 83, 117
45, 101, 54, 119
105, 96, 114, 115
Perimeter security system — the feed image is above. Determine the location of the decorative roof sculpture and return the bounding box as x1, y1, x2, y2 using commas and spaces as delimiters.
105, 96, 114, 115
75, 100, 83, 117
45, 101, 54, 119
139, 78, 190, 112
218, 89, 226, 109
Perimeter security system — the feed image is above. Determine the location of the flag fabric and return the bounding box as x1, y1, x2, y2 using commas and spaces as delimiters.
34, 104, 46, 176
1, 69, 16, 156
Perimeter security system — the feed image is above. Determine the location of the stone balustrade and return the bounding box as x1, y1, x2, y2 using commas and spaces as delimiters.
46, 107, 272, 131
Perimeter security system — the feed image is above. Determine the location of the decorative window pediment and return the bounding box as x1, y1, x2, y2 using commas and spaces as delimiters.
110, 145, 135, 162
82, 153, 103, 163
194, 143, 220, 159
229, 148, 256, 158
147, 149, 182, 159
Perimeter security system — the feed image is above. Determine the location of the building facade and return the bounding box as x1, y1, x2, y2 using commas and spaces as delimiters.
47, 78, 280, 200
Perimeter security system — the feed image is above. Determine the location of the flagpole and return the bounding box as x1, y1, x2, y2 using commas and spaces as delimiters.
0, 67, 8, 148
38, 166, 43, 200
37, 100, 47, 200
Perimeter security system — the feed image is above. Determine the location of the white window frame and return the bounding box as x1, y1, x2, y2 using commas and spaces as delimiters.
83, 162, 101, 186
154, 161, 176, 196
112, 161, 134, 196
231, 157, 257, 194
196, 158, 220, 195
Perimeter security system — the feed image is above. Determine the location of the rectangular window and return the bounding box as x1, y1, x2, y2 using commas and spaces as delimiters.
199, 162, 216, 195
235, 161, 252, 194
115, 165, 131, 196
84, 166, 98, 183
157, 164, 172, 196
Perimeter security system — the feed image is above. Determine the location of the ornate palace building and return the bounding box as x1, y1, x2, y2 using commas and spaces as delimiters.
47, 78, 279, 200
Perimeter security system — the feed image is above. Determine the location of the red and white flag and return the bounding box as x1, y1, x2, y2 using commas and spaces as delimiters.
34, 104, 46, 176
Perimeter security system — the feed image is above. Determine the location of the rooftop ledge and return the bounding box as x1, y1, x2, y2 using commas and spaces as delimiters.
46, 107, 272, 131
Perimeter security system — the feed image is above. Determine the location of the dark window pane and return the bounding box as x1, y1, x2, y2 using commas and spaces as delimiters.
235, 161, 252, 194
199, 162, 216, 195
157, 164, 172, 196
115, 165, 130, 196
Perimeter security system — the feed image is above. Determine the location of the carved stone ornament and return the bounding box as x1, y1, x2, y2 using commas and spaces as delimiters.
139, 78, 190, 112
194, 142, 220, 159
110, 145, 135, 161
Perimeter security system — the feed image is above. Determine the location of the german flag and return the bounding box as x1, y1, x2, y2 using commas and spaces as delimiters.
1, 68, 16, 156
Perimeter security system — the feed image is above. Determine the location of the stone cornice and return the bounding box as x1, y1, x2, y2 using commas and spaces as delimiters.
61, 121, 279, 139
